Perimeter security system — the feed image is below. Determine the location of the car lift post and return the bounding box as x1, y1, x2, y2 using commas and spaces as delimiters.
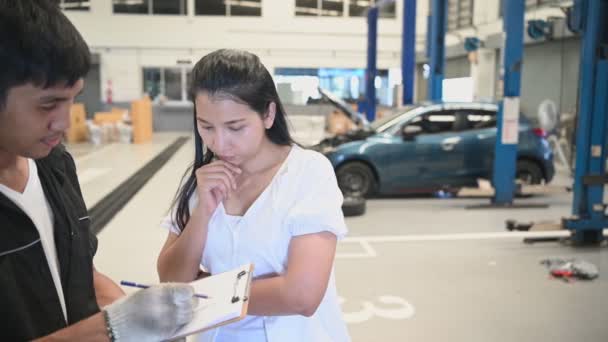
427, 0, 447, 101
562, 0, 608, 244
365, 6, 379, 122
491, 0, 524, 205
402, 0, 416, 105
467, 0, 548, 210
506, 0, 607, 243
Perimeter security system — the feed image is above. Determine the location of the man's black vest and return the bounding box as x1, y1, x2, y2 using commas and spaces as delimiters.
0, 146, 99, 340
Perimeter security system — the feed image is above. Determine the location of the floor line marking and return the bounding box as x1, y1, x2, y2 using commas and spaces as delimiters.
341, 229, 608, 243
360, 240, 377, 257
336, 240, 377, 259
78, 167, 112, 185
74, 144, 117, 167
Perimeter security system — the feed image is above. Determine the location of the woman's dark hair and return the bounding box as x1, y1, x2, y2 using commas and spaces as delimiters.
172, 49, 293, 232
0, 0, 91, 110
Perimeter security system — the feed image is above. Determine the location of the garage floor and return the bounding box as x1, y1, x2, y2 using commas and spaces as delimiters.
339, 198, 608, 342
67, 116, 608, 342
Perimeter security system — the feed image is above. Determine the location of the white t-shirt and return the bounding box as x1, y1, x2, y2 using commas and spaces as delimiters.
161, 145, 351, 342
0, 159, 67, 322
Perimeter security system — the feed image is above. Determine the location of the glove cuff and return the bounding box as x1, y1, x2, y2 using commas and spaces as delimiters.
102, 310, 118, 342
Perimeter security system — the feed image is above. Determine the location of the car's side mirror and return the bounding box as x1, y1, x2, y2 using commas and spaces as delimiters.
402, 125, 422, 141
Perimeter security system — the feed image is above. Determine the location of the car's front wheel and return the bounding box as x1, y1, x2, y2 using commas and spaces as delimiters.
336, 161, 376, 197
516, 160, 544, 185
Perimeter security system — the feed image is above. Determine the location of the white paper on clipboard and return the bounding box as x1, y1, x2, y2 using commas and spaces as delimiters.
501, 96, 520, 144
165, 263, 254, 340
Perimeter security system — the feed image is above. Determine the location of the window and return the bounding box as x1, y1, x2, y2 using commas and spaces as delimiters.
349, 0, 395, 18
295, 0, 317, 16
274, 67, 394, 106
143, 67, 190, 102
404, 111, 456, 135
297, 1, 394, 18
143, 68, 161, 100
153, 0, 186, 14
113, 0, 150, 14
186, 70, 193, 98
408, 110, 496, 132
295, 0, 344, 17
467, 111, 496, 130
526, 0, 554, 9
447, 0, 473, 30
322, 0, 345, 17
59, 0, 90, 11
196, 0, 262, 16
164, 69, 182, 100
378, 1, 396, 18
195, 0, 225, 15
231, 0, 262, 15
113, 0, 187, 15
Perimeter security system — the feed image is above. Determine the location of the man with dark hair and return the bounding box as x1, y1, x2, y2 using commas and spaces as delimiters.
0, 1, 196, 340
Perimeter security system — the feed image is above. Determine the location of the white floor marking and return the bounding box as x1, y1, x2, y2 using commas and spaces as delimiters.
342, 229, 608, 243
336, 230, 608, 259
74, 144, 116, 167
361, 240, 377, 257
339, 296, 415, 324
336, 240, 377, 259
78, 167, 112, 185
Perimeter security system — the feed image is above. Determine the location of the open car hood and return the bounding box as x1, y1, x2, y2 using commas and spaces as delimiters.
309, 88, 375, 152
309, 127, 376, 153
317, 87, 369, 128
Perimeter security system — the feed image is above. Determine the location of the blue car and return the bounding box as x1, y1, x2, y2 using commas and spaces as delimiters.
314, 102, 555, 197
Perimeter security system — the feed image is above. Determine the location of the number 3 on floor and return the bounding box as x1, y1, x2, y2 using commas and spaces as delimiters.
339, 296, 415, 323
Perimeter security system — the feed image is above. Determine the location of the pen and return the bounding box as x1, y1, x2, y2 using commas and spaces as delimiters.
120, 281, 210, 299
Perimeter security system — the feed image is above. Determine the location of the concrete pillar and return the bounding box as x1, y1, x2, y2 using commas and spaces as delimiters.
470, 48, 496, 101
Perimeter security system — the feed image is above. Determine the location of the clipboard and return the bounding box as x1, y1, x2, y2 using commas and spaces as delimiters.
167, 263, 254, 340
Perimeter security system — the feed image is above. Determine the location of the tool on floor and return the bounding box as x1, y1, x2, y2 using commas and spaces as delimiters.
540, 258, 599, 282
505, 219, 533, 231
505, 219, 564, 244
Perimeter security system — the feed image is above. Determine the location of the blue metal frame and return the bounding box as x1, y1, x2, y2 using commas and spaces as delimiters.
425, 15, 432, 59
427, 0, 447, 101
563, 0, 608, 243
401, 0, 416, 105
365, 7, 379, 122
491, 0, 525, 205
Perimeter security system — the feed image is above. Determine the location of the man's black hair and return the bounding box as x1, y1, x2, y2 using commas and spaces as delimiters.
0, 0, 90, 109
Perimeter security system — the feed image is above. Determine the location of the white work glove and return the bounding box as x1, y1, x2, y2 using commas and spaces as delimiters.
104, 283, 197, 342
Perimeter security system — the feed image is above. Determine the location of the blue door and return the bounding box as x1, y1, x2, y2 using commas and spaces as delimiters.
457, 110, 498, 185
385, 110, 466, 192
377, 133, 428, 193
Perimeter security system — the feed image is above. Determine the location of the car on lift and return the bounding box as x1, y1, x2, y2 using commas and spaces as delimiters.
312, 96, 555, 197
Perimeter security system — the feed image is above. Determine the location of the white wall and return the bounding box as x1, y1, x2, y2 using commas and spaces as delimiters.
99, 50, 140, 102
447, 0, 565, 46
64, 0, 569, 103
66, 0, 429, 102
470, 48, 497, 101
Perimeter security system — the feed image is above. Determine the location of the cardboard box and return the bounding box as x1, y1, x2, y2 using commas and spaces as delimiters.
131, 96, 153, 144
93, 112, 123, 126
65, 103, 88, 143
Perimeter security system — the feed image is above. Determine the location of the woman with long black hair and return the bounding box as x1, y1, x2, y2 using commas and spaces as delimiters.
157, 49, 350, 342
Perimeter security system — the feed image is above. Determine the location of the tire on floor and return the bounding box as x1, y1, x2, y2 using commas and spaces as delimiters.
342, 195, 366, 217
